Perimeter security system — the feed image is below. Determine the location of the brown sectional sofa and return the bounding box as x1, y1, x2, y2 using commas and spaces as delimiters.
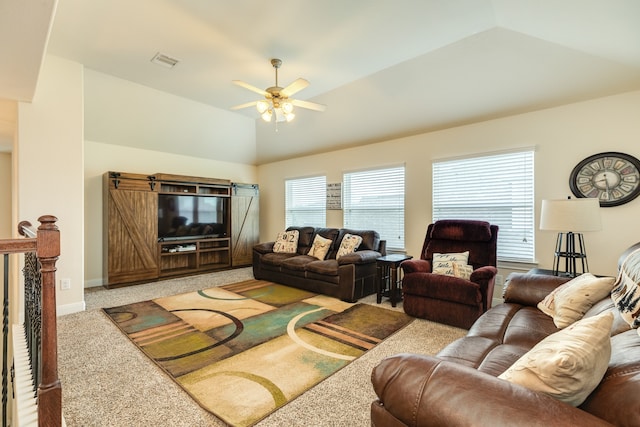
253, 226, 385, 302
371, 243, 640, 427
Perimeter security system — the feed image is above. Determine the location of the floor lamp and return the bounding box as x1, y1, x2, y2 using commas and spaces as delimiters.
540, 198, 602, 277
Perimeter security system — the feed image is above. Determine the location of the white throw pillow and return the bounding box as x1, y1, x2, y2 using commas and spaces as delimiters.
432, 251, 469, 265
307, 234, 332, 260
537, 273, 615, 328
273, 230, 299, 254
498, 311, 613, 407
336, 234, 363, 259
452, 263, 474, 280
432, 260, 455, 276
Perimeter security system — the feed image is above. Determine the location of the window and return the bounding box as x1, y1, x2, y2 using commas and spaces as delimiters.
285, 176, 326, 227
343, 166, 405, 250
432, 150, 535, 263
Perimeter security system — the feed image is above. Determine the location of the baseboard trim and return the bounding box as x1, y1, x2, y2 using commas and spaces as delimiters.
57, 301, 86, 316
85, 278, 104, 288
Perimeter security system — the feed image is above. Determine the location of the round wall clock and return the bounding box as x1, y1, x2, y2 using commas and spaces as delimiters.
569, 152, 640, 207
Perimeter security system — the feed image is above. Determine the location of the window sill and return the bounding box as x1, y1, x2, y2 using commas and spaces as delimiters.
497, 260, 538, 272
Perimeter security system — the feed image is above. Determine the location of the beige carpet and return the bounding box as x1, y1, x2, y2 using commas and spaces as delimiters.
58, 268, 467, 426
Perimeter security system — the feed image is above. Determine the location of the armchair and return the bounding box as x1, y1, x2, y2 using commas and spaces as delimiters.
401, 220, 498, 329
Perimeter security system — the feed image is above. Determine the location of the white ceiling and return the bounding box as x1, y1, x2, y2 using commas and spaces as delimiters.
1, 0, 640, 164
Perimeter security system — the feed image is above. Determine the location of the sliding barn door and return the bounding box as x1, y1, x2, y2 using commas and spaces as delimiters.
231, 183, 259, 267
103, 173, 158, 287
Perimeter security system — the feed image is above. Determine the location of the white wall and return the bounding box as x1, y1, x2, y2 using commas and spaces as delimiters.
84, 69, 257, 165
0, 152, 11, 310
17, 55, 85, 315
83, 141, 257, 287
258, 90, 640, 278
0, 152, 11, 238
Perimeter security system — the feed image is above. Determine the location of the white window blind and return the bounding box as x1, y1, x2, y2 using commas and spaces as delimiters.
432, 150, 535, 263
343, 166, 405, 250
285, 176, 326, 228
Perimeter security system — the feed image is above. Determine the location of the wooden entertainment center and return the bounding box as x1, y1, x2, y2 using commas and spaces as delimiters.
103, 171, 259, 288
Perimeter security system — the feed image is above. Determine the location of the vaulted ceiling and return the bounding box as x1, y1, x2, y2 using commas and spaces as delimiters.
2, 0, 640, 164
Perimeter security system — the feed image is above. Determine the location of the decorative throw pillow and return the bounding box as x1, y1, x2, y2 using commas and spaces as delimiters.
611, 247, 640, 334
452, 263, 474, 280
538, 284, 563, 319
432, 260, 455, 276
498, 311, 613, 407
273, 230, 299, 253
537, 273, 616, 328
307, 234, 332, 260
433, 251, 469, 265
337, 234, 363, 259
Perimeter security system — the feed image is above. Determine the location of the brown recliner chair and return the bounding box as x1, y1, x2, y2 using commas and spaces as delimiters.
401, 220, 498, 329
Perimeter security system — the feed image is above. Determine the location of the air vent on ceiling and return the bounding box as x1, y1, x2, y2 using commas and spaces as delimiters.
151, 52, 179, 68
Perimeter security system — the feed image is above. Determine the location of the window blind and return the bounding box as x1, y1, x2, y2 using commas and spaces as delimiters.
343, 166, 405, 250
432, 150, 535, 263
285, 176, 326, 228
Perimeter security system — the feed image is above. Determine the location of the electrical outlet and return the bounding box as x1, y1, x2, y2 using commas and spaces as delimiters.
60, 278, 71, 290
495, 274, 504, 287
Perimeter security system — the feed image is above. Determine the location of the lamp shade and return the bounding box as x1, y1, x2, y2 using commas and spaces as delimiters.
540, 198, 602, 232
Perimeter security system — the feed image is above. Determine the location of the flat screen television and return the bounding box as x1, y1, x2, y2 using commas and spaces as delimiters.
157, 194, 229, 241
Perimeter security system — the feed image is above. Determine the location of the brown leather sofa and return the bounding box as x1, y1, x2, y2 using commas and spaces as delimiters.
253, 226, 385, 302
371, 243, 640, 427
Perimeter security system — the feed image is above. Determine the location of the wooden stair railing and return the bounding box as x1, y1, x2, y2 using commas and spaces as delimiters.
0, 216, 61, 427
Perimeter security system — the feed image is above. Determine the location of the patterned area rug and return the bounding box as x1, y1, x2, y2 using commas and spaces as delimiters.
103, 279, 413, 426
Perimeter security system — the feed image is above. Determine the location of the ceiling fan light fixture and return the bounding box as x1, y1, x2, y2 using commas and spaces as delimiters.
256, 100, 269, 114
232, 58, 326, 126
261, 109, 273, 122
282, 101, 294, 114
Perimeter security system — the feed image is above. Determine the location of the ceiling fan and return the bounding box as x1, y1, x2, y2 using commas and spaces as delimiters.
231, 58, 326, 123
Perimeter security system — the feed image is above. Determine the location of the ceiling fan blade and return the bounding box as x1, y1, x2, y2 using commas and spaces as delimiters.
231, 100, 259, 110
291, 99, 326, 112
281, 78, 309, 97
232, 80, 268, 96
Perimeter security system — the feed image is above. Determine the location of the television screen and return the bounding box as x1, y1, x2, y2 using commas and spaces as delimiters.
158, 194, 228, 240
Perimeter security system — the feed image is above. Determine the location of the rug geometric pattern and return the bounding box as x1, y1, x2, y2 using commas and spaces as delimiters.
103, 280, 413, 426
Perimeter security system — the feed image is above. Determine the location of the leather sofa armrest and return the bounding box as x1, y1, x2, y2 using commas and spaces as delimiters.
377, 240, 387, 256
400, 259, 431, 274
503, 273, 571, 306
253, 242, 275, 255
372, 353, 612, 427
337, 250, 381, 265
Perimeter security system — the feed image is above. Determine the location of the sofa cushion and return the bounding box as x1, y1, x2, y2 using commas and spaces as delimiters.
611, 247, 640, 332
498, 311, 613, 407
538, 273, 616, 328
280, 255, 317, 272
439, 303, 560, 376
261, 252, 297, 267
273, 230, 299, 253
307, 234, 332, 260
305, 259, 339, 276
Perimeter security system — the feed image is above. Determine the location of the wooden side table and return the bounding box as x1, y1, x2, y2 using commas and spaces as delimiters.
376, 254, 412, 307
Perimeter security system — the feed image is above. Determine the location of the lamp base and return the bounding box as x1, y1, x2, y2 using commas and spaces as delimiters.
552, 232, 589, 278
